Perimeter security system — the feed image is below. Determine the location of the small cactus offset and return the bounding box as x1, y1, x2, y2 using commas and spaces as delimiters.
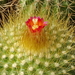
0, 1, 75, 75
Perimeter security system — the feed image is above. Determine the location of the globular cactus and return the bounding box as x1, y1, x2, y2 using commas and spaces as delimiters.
51, 0, 75, 25
20, 0, 75, 25
0, 2, 75, 75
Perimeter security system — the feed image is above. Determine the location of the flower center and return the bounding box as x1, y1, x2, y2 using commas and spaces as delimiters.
32, 18, 38, 30
32, 25, 38, 30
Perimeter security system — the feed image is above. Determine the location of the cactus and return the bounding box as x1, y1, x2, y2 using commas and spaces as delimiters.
20, 0, 75, 25
0, 1, 75, 75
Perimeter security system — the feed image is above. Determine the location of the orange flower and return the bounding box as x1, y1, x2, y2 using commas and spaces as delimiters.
26, 17, 48, 32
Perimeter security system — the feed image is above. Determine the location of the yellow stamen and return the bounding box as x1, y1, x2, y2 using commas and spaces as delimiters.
32, 25, 38, 30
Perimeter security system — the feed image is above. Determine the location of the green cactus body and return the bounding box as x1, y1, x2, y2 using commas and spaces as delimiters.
0, 1, 75, 75
20, 0, 75, 25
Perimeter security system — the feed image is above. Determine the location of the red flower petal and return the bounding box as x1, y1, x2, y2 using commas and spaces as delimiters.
25, 16, 48, 32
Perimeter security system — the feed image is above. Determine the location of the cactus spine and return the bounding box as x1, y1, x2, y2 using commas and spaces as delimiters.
0, 0, 75, 75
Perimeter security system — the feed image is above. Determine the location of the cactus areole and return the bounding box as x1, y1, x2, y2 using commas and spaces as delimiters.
26, 17, 48, 32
